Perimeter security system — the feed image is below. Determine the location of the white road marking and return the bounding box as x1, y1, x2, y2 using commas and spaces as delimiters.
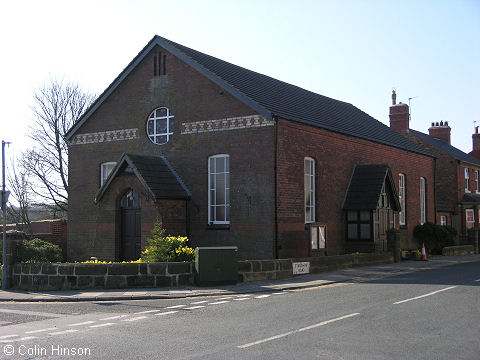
215, 297, 232, 301
209, 301, 230, 305
69, 321, 96, 327
190, 300, 208, 304
238, 313, 360, 348
0, 309, 64, 318
134, 309, 162, 314
272, 292, 287, 295
255, 295, 271, 299
185, 306, 205, 310
99, 315, 130, 321
154, 311, 179, 316
393, 286, 457, 305
49, 329, 79, 336
166, 305, 187, 309
233, 298, 250, 301
121, 316, 148, 322
0, 335, 18, 339
25, 328, 57, 334
0, 321, 12, 326
90, 323, 116, 328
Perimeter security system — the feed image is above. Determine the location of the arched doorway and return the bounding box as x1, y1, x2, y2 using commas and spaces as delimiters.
120, 190, 141, 261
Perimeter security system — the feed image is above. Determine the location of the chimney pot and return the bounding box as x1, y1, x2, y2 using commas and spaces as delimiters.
392, 90, 397, 105
445, 121, 448, 126
476, 126, 479, 134
431, 122, 434, 127
440, 121, 444, 126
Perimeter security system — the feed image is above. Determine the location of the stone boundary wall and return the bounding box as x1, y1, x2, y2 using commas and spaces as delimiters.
12, 262, 193, 291
442, 245, 474, 257
238, 253, 394, 282
11, 253, 394, 291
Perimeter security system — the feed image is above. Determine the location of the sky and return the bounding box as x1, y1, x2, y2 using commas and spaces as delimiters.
1, 0, 479, 168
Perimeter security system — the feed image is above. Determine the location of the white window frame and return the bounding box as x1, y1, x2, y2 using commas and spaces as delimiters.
310, 224, 326, 250
440, 215, 447, 226
465, 168, 470, 192
100, 162, 117, 186
208, 154, 230, 225
475, 170, 479, 193
466, 209, 474, 230
420, 177, 426, 225
399, 174, 406, 226
146, 107, 174, 145
304, 157, 315, 223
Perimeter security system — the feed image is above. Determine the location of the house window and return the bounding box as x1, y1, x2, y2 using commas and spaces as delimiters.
304, 157, 315, 223
310, 224, 326, 250
475, 171, 479, 192
420, 177, 426, 224
466, 209, 474, 230
465, 168, 470, 192
347, 210, 372, 241
398, 174, 406, 226
440, 216, 447, 226
208, 155, 230, 225
100, 162, 117, 186
146, 107, 174, 145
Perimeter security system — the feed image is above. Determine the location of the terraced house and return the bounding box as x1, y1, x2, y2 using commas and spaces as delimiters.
391, 105, 480, 242
66, 36, 436, 262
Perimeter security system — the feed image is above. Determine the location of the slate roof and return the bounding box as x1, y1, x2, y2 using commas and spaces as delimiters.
66, 36, 433, 158
461, 193, 480, 205
95, 154, 191, 203
342, 164, 400, 211
410, 130, 480, 167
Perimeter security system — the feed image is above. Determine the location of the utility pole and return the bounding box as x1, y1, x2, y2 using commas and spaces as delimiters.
2, 140, 11, 290
408, 96, 418, 121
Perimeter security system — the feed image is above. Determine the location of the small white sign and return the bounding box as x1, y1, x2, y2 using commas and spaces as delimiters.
293, 262, 310, 275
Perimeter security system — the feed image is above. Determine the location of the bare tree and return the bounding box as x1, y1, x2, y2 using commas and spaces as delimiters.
22, 78, 95, 212
6, 157, 32, 234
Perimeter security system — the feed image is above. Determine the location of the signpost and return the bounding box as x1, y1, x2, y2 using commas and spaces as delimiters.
2, 141, 11, 290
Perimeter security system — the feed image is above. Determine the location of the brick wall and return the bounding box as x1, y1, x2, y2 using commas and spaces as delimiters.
276, 119, 436, 257
68, 45, 276, 262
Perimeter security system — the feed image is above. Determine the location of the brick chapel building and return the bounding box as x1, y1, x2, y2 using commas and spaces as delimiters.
389, 91, 480, 241
65, 36, 436, 262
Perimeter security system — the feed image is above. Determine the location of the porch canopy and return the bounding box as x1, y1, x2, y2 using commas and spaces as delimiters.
342, 164, 400, 211
95, 153, 191, 203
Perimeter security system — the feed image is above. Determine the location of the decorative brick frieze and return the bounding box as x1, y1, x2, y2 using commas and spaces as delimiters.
68, 128, 139, 145
181, 115, 273, 134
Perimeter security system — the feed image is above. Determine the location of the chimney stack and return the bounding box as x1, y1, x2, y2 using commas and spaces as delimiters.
428, 121, 451, 144
473, 126, 480, 152
389, 90, 410, 134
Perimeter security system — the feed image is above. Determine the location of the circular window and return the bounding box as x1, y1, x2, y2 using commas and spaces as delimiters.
146, 107, 174, 145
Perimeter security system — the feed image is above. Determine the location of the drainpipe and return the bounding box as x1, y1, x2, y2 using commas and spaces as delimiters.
274, 115, 279, 259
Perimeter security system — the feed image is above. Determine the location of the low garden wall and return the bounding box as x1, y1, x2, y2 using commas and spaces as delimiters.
12, 262, 193, 291
238, 253, 393, 282
442, 245, 474, 256
12, 252, 393, 291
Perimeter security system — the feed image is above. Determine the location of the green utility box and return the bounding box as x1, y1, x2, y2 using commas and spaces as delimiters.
195, 246, 238, 286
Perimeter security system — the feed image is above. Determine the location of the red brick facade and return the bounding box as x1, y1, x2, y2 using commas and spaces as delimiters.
67, 39, 437, 261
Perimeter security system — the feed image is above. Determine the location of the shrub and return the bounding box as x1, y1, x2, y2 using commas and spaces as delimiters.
413, 222, 456, 255
141, 221, 194, 262
17, 238, 63, 263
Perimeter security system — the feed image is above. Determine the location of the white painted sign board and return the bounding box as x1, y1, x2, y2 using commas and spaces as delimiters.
293, 262, 310, 275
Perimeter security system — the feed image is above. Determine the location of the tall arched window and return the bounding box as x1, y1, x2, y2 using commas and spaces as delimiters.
304, 157, 315, 223
398, 174, 406, 226
420, 177, 426, 224
208, 155, 230, 225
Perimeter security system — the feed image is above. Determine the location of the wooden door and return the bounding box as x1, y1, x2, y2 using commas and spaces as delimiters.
121, 209, 141, 261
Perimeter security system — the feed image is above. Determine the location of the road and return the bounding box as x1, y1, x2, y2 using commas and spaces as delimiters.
0, 261, 478, 359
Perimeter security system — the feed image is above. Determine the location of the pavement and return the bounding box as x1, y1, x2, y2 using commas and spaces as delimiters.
0, 254, 478, 302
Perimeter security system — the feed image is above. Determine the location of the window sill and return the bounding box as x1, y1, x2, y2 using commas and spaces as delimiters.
206, 224, 230, 230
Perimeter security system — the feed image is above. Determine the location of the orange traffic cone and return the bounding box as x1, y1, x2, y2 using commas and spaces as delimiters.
421, 243, 428, 261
